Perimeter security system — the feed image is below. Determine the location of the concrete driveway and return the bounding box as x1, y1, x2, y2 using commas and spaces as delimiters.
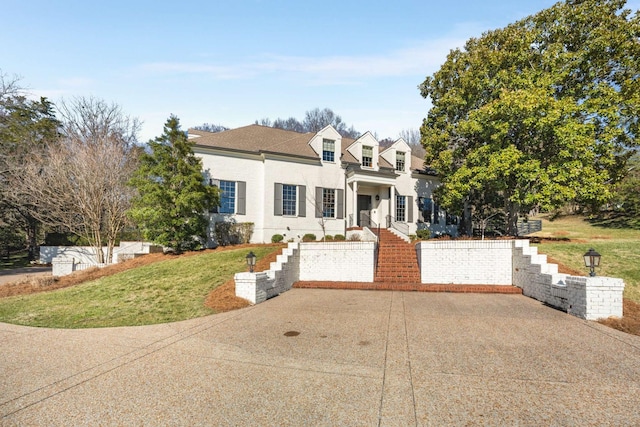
2, 289, 640, 426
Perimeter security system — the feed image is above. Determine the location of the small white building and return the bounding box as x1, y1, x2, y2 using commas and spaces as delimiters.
190, 124, 458, 244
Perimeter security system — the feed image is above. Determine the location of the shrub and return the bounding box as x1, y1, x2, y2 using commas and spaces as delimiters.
236, 223, 254, 244
214, 222, 255, 245
334, 234, 346, 241
347, 233, 361, 241
416, 229, 431, 240
302, 233, 316, 242
271, 234, 284, 243
324, 235, 333, 241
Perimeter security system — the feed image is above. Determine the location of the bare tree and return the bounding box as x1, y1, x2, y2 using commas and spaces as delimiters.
399, 128, 425, 157
257, 108, 360, 138
192, 123, 228, 133
20, 97, 140, 263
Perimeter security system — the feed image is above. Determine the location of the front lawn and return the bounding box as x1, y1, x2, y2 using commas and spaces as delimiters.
0, 246, 280, 328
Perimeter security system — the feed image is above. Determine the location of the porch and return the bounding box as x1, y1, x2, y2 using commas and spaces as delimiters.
346, 174, 411, 236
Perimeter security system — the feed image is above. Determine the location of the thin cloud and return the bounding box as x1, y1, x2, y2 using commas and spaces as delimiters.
136, 35, 469, 85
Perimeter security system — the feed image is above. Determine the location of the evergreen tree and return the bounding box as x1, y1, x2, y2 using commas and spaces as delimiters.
129, 116, 219, 252
0, 94, 60, 260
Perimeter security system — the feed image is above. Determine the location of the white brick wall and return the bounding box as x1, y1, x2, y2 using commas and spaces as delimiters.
299, 242, 375, 282
416, 240, 513, 285
236, 239, 625, 320
566, 276, 624, 320
513, 240, 624, 320
235, 243, 300, 304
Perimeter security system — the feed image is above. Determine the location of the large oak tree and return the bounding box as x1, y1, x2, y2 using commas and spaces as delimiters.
419, 0, 640, 235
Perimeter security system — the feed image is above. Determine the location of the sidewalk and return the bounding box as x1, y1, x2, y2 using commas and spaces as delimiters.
2, 289, 640, 425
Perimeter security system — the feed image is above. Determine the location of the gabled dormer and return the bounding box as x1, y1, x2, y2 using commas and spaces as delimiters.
346, 132, 380, 171
380, 138, 412, 174
308, 125, 342, 164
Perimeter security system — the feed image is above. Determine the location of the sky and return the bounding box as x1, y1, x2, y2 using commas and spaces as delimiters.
2, 0, 638, 142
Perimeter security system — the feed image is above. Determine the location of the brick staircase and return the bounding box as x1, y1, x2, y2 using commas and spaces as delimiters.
374, 229, 421, 284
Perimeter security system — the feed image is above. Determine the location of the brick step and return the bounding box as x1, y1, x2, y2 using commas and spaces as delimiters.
376, 274, 421, 278
376, 266, 420, 271
376, 274, 420, 278
376, 272, 420, 276
377, 253, 416, 256
375, 231, 420, 283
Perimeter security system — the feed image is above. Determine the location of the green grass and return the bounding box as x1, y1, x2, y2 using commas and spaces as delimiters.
532, 215, 640, 303
0, 246, 279, 328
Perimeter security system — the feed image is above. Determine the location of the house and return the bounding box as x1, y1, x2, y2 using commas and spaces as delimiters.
189, 124, 458, 244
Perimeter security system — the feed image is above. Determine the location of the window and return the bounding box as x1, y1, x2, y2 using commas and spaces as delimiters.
275, 183, 306, 217
315, 187, 343, 219
396, 152, 405, 171
322, 188, 335, 218
362, 145, 373, 167
219, 180, 236, 214
210, 179, 246, 215
282, 184, 297, 216
322, 139, 335, 162
396, 195, 406, 222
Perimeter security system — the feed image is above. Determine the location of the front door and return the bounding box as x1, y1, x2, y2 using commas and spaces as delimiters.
357, 195, 372, 227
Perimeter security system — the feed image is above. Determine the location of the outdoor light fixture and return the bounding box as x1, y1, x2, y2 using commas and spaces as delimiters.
375, 195, 380, 201
246, 251, 257, 273
583, 248, 601, 277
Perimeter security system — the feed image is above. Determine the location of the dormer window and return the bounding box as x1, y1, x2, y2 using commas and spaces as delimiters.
362, 146, 373, 167
322, 139, 335, 162
396, 151, 405, 171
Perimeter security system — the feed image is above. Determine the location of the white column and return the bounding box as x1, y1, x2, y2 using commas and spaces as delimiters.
352, 181, 358, 227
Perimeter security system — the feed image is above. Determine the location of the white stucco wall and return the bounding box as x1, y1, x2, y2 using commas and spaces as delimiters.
40, 246, 104, 264
262, 156, 346, 243
196, 149, 267, 243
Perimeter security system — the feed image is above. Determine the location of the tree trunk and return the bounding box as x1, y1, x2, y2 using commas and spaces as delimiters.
505, 200, 520, 236
460, 198, 473, 236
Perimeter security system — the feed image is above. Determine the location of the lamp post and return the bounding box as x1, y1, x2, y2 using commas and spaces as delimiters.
245, 251, 257, 273
583, 248, 601, 277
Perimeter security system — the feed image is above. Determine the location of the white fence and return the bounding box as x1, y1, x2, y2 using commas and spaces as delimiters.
43, 242, 163, 277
